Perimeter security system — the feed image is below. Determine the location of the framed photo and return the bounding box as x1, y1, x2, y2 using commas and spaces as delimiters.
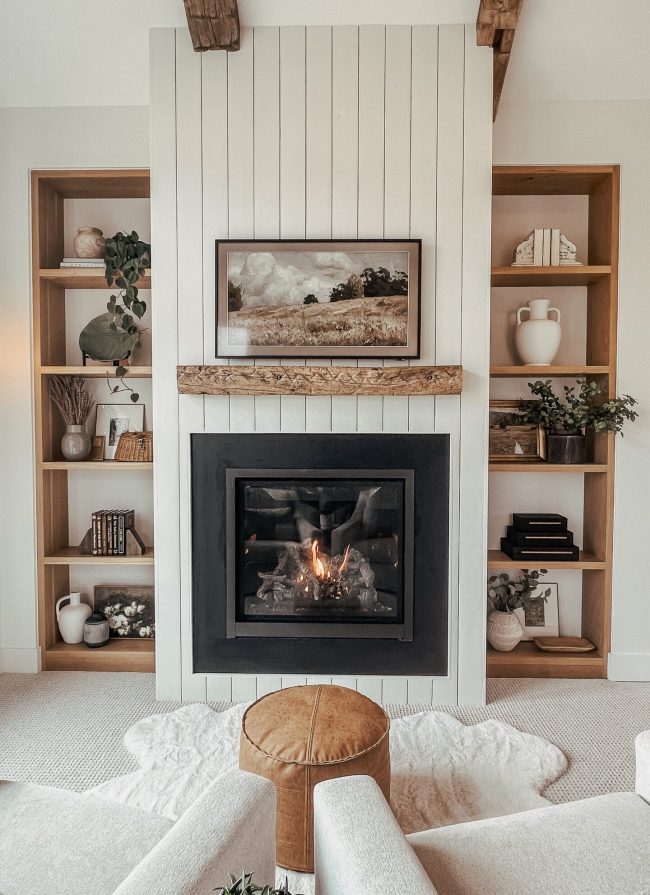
93, 585, 155, 638
215, 239, 421, 358
89, 435, 105, 461
95, 404, 144, 460
489, 400, 546, 462
515, 582, 559, 640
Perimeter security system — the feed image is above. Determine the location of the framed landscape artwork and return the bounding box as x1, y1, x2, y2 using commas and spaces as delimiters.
215, 239, 421, 358
489, 400, 546, 462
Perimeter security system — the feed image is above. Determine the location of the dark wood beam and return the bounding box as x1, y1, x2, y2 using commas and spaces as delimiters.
477, 0, 524, 120
183, 0, 240, 52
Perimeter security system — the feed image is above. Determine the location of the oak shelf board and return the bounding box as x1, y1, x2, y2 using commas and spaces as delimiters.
487, 642, 605, 678
39, 268, 151, 289
490, 365, 610, 377
487, 550, 605, 570
44, 638, 154, 672
489, 463, 608, 474
41, 461, 153, 471
43, 547, 154, 565
48, 638, 154, 654
492, 165, 616, 196
491, 266, 610, 287
39, 365, 152, 378
487, 641, 603, 665
32, 169, 150, 199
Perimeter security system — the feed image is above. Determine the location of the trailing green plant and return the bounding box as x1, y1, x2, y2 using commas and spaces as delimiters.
513, 379, 638, 435
214, 872, 301, 895
487, 569, 550, 613
103, 230, 151, 402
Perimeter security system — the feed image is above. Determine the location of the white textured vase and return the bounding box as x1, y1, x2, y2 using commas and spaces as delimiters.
74, 226, 105, 259
487, 610, 523, 652
514, 298, 561, 365
56, 593, 91, 644
61, 424, 91, 461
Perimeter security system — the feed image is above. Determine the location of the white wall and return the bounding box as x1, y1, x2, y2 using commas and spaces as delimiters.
0, 106, 149, 672
494, 99, 650, 680
151, 26, 492, 704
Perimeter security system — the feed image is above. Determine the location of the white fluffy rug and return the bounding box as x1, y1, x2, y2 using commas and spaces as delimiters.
89, 703, 567, 892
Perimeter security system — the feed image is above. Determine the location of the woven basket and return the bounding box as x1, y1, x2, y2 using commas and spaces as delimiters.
115, 431, 153, 462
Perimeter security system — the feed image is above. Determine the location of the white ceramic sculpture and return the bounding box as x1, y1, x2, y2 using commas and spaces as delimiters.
514, 298, 562, 365
74, 226, 105, 259
56, 593, 92, 644
559, 233, 581, 265
512, 231, 535, 266
487, 610, 523, 651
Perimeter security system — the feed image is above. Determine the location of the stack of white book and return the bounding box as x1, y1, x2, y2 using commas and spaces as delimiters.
511, 229, 582, 267
60, 257, 106, 268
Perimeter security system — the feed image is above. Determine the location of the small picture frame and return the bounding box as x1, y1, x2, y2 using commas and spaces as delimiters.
95, 404, 144, 460
489, 400, 546, 462
89, 435, 105, 461
93, 585, 155, 639
515, 582, 559, 640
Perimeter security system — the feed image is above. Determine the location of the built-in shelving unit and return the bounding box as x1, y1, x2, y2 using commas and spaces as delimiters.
488, 165, 619, 679
32, 169, 154, 672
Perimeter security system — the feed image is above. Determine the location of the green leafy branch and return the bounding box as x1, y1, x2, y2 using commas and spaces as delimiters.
507, 379, 638, 435
487, 569, 550, 613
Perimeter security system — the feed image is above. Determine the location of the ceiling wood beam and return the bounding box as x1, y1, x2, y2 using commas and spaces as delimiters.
183, 0, 240, 52
477, 0, 524, 120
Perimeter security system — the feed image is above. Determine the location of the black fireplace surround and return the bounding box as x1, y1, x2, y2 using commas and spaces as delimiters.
191, 434, 449, 675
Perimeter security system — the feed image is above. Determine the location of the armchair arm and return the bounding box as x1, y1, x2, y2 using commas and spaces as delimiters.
114, 769, 275, 895
314, 776, 437, 895
635, 730, 650, 804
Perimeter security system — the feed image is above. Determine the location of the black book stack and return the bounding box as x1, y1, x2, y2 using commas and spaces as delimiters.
91, 509, 145, 556
501, 513, 579, 562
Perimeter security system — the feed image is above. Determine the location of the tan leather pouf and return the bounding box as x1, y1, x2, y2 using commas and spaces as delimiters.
239, 684, 390, 872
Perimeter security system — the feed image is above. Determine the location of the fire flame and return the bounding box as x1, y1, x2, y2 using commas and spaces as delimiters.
309, 540, 351, 581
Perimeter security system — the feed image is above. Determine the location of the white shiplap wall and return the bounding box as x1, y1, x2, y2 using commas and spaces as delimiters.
150, 25, 492, 704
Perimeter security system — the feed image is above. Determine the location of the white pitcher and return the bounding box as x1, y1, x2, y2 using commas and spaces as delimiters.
514, 298, 561, 365
56, 593, 91, 644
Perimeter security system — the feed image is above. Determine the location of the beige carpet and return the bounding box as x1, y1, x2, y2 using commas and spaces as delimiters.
0, 673, 648, 804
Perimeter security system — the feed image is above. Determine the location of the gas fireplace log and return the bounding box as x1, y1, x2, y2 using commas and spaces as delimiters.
177, 364, 462, 396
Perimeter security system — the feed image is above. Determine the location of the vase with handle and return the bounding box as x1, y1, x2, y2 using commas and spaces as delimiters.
56, 593, 92, 644
514, 298, 562, 365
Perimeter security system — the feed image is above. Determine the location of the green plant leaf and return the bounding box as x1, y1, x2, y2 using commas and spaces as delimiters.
130, 392, 140, 402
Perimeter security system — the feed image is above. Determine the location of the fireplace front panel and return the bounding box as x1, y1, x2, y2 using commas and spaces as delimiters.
191, 433, 449, 676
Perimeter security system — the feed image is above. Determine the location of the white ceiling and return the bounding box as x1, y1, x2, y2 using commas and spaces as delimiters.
1, 0, 649, 108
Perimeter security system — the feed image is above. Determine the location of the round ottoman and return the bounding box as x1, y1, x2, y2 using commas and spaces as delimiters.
239, 684, 390, 872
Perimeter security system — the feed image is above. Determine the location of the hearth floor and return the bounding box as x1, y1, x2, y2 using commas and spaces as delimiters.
0, 673, 647, 804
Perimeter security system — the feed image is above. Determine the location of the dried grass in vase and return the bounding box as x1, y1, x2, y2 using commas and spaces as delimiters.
48, 376, 95, 425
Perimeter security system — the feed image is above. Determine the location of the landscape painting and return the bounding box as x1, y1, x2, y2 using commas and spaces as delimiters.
216, 240, 421, 358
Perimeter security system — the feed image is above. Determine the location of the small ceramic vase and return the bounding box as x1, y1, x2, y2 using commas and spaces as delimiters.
61, 424, 91, 461
514, 298, 562, 365
83, 612, 110, 648
74, 226, 105, 259
56, 593, 92, 644
487, 610, 523, 652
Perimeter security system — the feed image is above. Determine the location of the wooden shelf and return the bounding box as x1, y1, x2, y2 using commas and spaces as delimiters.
43, 547, 154, 565
487, 641, 605, 679
39, 365, 152, 378
490, 365, 610, 377
41, 461, 153, 471
489, 463, 608, 473
39, 268, 151, 289
488, 550, 605, 570
44, 638, 154, 672
491, 266, 610, 287
493, 165, 616, 196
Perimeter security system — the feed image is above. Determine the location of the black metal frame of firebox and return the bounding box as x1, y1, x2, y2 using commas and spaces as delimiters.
226, 468, 414, 640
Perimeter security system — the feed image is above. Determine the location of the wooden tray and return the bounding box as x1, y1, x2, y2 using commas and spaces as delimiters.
534, 636, 595, 652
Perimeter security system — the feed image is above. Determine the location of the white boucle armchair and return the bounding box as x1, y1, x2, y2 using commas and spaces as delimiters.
0, 768, 275, 895
314, 731, 650, 895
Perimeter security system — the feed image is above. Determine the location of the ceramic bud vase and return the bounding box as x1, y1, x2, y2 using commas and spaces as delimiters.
487, 610, 523, 651
56, 593, 92, 644
74, 226, 105, 259
514, 299, 562, 365
61, 424, 91, 461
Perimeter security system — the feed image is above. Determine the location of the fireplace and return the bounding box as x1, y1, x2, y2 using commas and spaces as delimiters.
191, 434, 449, 675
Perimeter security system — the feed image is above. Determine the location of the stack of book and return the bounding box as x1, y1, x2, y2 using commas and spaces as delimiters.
501, 513, 579, 562
91, 509, 144, 556
530, 229, 560, 266
60, 257, 106, 268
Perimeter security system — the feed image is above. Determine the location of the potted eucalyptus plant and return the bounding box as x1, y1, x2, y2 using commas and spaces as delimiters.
487, 569, 550, 651
514, 379, 638, 464
214, 872, 301, 895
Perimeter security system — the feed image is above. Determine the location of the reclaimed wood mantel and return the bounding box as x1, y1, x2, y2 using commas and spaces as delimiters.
177, 364, 463, 397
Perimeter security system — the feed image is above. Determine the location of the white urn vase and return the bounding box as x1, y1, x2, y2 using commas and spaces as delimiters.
514, 298, 561, 365
487, 610, 523, 652
56, 593, 91, 644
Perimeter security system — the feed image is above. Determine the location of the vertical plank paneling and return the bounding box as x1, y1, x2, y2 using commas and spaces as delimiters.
357, 25, 386, 433
356, 676, 383, 702
231, 674, 258, 702
228, 30, 255, 432
331, 25, 359, 432
206, 674, 233, 702
253, 27, 282, 433
150, 28, 182, 699
305, 26, 333, 432
279, 26, 307, 432
381, 676, 408, 704
382, 25, 412, 433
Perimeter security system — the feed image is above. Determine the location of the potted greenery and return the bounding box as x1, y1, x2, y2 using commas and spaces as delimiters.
487, 569, 550, 651
514, 379, 638, 464
214, 872, 301, 895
